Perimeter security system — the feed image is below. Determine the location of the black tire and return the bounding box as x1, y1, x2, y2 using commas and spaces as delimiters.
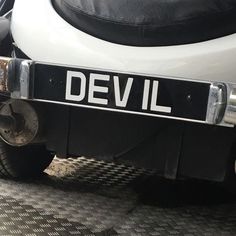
0, 140, 54, 178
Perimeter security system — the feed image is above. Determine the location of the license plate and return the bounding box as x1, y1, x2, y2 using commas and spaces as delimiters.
33, 63, 210, 122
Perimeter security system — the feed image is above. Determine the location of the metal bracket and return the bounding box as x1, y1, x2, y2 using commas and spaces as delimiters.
224, 85, 236, 125
206, 83, 227, 125
10, 59, 32, 99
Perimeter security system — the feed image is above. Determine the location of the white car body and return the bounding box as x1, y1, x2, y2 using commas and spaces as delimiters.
11, 0, 236, 84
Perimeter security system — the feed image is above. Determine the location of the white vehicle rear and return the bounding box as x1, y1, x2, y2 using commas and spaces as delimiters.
0, 0, 235, 188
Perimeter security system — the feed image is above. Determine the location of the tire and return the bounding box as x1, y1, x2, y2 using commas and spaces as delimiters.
0, 140, 54, 178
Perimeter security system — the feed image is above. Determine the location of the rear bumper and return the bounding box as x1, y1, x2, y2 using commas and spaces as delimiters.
0, 56, 236, 127
0, 57, 235, 182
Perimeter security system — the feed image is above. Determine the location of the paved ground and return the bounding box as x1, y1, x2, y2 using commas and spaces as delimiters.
0, 157, 235, 236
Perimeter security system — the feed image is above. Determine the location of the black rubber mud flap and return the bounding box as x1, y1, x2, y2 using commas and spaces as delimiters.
178, 124, 236, 182
116, 120, 184, 179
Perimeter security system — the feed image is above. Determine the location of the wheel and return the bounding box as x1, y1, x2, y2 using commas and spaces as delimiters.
0, 140, 54, 178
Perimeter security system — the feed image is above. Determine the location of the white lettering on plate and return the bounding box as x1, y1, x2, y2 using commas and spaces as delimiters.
142, 79, 150, 110
88, 73, 109, 105
150, 81, 171, 113
65, 70, 172, 114
65, 71, 86, 102
113, 76, 133, 107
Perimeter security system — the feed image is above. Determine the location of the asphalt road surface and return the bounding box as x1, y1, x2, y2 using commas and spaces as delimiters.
0, 157, 235, 236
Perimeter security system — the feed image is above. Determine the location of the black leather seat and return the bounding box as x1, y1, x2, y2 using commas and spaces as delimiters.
0, 0, 15, 16
53, 0, 236, 46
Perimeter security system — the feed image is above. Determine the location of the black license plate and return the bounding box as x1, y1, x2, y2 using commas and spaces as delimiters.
33, 63, 210, 122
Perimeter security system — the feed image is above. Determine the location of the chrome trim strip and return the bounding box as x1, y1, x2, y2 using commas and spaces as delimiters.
11, 59, 32, 99
31, 98, 209, 125
19, 60, 31, 99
